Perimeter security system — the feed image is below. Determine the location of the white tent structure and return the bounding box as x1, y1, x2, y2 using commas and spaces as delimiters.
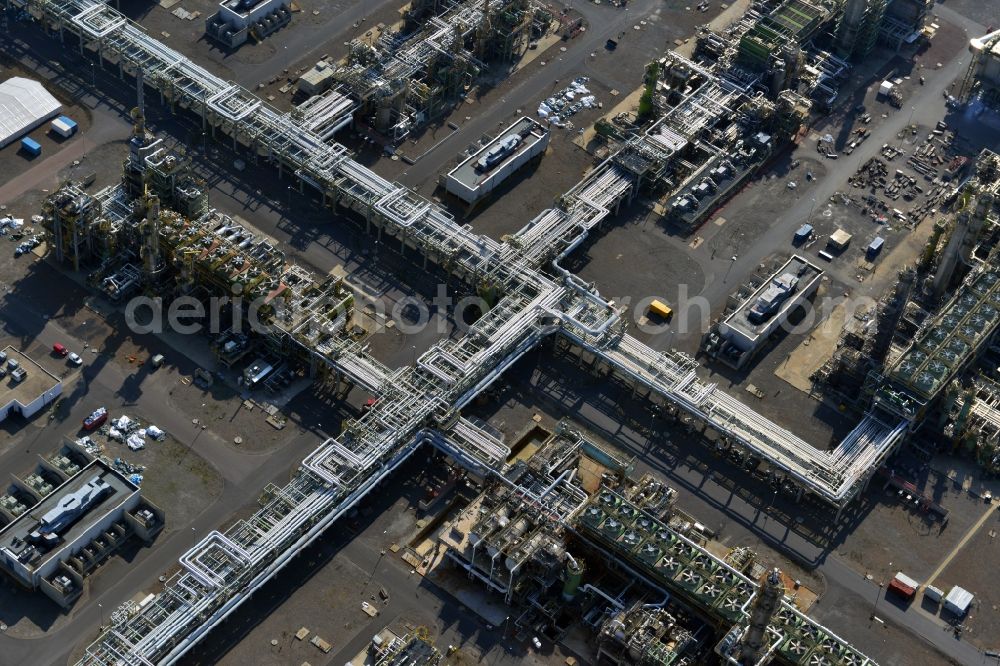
0, 77, 62, 148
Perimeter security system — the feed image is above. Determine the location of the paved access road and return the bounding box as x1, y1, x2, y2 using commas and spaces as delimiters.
398, 0, 671, 191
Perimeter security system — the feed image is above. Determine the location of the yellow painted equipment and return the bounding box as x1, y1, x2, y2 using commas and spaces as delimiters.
649, 300, 673, 319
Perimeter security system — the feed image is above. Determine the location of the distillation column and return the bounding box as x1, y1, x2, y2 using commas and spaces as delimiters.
740, 568, 784, 664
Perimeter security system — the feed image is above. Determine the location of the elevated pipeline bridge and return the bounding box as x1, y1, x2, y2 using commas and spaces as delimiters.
1, 1, 907, 663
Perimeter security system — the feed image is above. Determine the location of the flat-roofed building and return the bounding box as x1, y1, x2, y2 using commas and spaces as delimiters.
709, 255, 824, 369
0, 346, 62, 423
297, 61, 335, 96
0, 458, 162, 606
205, 0, 291, 48
444, 117, 549, 204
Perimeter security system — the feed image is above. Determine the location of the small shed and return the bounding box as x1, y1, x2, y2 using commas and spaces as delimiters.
297, 61, 335, 96
794, 224, 813, 243
828, 228, 853, 251
866, 236, 885, 258
944, 585, 974, 616
879, 80, 894, 96
20, 136, 41, 156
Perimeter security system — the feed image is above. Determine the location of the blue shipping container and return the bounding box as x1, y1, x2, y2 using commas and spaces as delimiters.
20, 137, 41, 156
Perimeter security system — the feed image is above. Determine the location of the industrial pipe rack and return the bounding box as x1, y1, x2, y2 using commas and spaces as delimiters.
6, 1, 900, 662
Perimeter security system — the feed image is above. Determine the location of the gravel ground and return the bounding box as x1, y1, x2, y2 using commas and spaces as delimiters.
832, 465, 991, 584
935, 0, 1000, 30
0, 239, 227, 525
699, 296, 858, 449
164, 371, 303, 454
699, 155, 831, 274
810, 579, 963, 666
57, 141, 130, 192
936, 507, 1000, 650
116, 0, 374, 80
252, 0, 410, 112
78, 425, 224, 530
572, 202, 707, 319
177, 456, 520, 666
811, 18, 971, 138
454, 138, 597, 240
0, 579, 70, 639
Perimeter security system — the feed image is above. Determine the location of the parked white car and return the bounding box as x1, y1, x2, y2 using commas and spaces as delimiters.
67, 352, 83, 366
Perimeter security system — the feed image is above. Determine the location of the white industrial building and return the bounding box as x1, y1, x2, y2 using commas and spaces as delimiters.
707, 256, 824, 369
0, 346, 62, 422
0, 77, 62, 149
444, 117, 549, 204
944, 585, 974, 616
0, 458, 162, 607
0, 462, 137, 587
205, 0, 291, 48
298, 61, 336, 96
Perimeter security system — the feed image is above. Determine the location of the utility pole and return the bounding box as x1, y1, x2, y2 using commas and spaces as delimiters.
723, 255, 738, 283
872, 578, 883, 618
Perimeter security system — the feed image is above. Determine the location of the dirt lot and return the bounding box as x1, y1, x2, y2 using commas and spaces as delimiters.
571, 202, 708, 328
0, 238, 226, 528
250, 0, 413, 111
74, 422, 224, 529
164, 368, 303, 454
810, 579, 963, 666
835, 480, 981, 583
831, 455, 1000, 595
936, 506, 1000, 650
117, 0, 405, 86
59, 140, 131, 192
936, 0, 1000, 30
701, 297, 860, 449
452, 140, 596, 241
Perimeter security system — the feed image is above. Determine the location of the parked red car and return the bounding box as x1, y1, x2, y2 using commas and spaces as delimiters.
53, 343, 68, 357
